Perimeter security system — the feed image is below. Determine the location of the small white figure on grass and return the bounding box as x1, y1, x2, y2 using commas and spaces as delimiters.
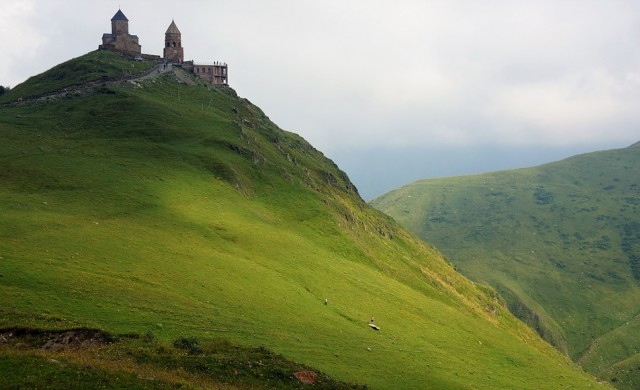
368, 315, 380, 331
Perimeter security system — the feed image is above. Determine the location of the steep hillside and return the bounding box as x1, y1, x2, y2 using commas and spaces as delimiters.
0, 50, 605, 388
372, 145, 640, 385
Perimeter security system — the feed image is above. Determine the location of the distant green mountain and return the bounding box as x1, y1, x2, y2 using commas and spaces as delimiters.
0, 50, 606, 388
372, 144, 640, 386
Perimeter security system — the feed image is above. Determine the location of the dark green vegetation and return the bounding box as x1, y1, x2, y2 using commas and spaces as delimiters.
1, 327, 360, 389
0, 50, 606, 388
372, 144, 640, 387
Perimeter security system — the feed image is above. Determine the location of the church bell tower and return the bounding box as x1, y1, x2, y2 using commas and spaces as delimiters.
163, 20, 184, 63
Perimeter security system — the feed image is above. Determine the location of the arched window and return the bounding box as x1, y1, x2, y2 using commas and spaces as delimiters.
166, 42, 170, 48
178, 41, 181, 47
172, 42, 176, 47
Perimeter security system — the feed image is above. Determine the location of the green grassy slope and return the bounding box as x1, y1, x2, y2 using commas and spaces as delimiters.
0, 50, 605, 388
372, 144, 640, 384
0, 50, 154, 103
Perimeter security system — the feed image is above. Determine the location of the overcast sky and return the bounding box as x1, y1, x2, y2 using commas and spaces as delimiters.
3, 1, 640, 198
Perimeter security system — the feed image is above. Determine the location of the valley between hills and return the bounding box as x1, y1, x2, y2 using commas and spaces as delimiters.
372, 144, 640, 389
0, 50, 614, 388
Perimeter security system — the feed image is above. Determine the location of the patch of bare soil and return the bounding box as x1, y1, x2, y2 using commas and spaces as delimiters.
0, 327, 113, 351
294, 370, 318, 384
42, 329, 112, 351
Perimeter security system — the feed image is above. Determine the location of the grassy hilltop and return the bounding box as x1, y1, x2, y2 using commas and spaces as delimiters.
372, 145, 640, 388
0, 50, 606, 388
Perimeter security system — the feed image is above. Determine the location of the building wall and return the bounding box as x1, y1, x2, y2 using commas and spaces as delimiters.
193, 64, 228, 85
164, 32, 183, 63
100, 17, 141, 55
100, 35, 141, 55
114, 35, 141, 54
112, 20, 129, 35
163, 46, 183, 63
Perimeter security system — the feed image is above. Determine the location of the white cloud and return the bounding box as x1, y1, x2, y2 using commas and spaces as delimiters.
0, 0, 44, 87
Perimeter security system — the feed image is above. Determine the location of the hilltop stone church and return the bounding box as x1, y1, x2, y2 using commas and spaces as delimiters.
99, 9, 228, 85
99, 9, 141, 55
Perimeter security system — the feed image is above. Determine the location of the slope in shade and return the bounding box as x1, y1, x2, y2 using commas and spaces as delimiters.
372, 143, 640, 387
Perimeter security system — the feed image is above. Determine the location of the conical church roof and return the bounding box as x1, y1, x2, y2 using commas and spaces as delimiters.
111, 9, 128, 21
166, 20, 181, 34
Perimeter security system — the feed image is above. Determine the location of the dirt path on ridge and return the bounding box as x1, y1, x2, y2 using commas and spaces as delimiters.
2, 61, 190, 106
